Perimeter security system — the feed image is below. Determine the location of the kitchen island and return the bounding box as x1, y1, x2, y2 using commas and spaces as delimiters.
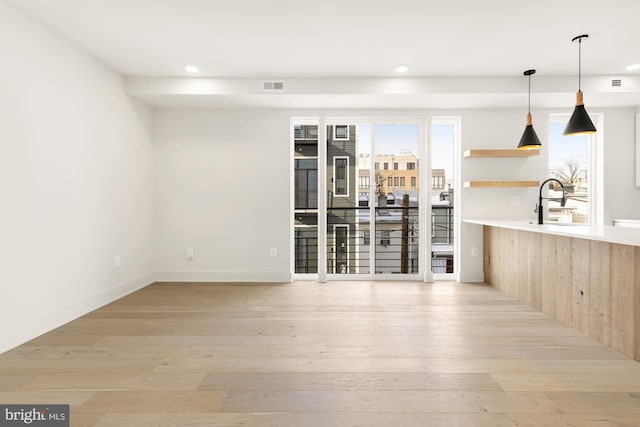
465, 219, 640, 361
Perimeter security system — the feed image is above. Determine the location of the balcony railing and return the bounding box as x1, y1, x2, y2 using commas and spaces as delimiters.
326, 206, 419, 275
294, 205, 454, 275
431, 205, 454, 273
432, 205, 454, 244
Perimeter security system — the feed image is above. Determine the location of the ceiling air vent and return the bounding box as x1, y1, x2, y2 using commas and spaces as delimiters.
262, 80, 285, 91
611, 79, 622, 88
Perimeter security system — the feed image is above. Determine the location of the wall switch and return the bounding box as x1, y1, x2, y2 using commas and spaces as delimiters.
471, 247, 479, 257
511, 196, 520, 206
114, 256, 121, 268
186, 247, 194, 260
270, 247, 277, 257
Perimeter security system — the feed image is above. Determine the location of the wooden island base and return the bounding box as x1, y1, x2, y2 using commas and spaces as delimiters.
483, 225, 640, 361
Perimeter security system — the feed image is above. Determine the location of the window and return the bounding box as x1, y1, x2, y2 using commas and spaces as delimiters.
431, 118, 459, 277
295, 159, 318, 209
334, 125, 348, 140
432, 176, 444, 189
407, 162, 416, 170
380, 230, 390, 246
333, 157, 348, 196
294, 119, 423, 278
548, 116, 597, 224
411, 176, 416, 189
295, 228, 318, 273
294, 125, 318, 140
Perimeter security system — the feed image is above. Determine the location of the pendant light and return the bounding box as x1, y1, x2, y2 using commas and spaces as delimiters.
564, 34, 596, 136
517, 69, 542, 150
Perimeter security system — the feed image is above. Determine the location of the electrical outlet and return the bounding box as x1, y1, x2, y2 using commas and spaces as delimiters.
186, 247, 194, 260
114, 256, 121, 268
471, 247, 478, 257
511, 196, 520, 206
270, 247, 277, 257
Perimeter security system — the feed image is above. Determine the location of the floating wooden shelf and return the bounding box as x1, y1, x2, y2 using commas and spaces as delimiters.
463, 181, 540, 188
463, 149, 540, 158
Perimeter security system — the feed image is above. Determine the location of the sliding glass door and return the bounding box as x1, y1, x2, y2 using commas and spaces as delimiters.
431, 119, 457, 279
371, 123, 420, 276
293, 118, 425, 280
326, 123, 370, 276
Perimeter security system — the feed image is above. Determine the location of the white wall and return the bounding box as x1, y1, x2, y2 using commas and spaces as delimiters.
0, 1, 155, 352
154, 109, 291, 282
153, 107, 639, 284
600, 108, 640, 225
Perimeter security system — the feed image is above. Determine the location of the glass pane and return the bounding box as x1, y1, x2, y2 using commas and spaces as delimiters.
335, 125, 348, 139
295, 169, 308, 209
293, 123, 318, 274
327, 124, 371, 275
307, 170, 318, 208
549, 121, 589, 224
295, 228, 318, 273
373, 123, 419, 274
334, 158, 347, 195
431, 123, 455, 274
296, 159, 317, 169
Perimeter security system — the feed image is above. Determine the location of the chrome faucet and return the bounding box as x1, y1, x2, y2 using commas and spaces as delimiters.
536, 178, 567, 224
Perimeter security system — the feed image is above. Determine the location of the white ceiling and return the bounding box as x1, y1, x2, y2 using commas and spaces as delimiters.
8, 0, 640, 108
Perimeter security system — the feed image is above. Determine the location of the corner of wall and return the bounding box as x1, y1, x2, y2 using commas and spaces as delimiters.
1, 274, 156, 354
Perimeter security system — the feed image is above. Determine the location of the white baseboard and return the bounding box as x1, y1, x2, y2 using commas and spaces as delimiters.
154, 271, 293, 283
0, 273, 155, 354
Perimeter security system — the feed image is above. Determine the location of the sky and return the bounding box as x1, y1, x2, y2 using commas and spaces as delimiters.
431, 124, 455, 179
356, 124, 419, 156
548, 121, 589, 171
356, 123, 454, 179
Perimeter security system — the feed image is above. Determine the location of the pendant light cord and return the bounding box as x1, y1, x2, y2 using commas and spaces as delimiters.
578, 37, 582, 91
528, 74, 531, 114
572, 34, 588, 92
523, 69, 535, 116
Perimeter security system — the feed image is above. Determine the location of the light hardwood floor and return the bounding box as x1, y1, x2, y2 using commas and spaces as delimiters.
2, 281, 640, 426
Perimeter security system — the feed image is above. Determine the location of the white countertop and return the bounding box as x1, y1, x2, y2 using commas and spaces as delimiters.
464, 219, 640, 247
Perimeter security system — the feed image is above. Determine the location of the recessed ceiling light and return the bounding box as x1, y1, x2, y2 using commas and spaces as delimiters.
626, 64, 640, 71
184, 65, 199, 73
395, 65, 409, 73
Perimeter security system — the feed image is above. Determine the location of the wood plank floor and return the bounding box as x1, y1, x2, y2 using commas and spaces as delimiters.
2, 281, 640, 426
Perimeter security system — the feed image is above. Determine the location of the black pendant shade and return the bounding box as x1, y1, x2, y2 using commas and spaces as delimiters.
518, 115, 542, 150
564, 92, 596, 136
564, 34, 596, 136
517, 69, 541, 150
